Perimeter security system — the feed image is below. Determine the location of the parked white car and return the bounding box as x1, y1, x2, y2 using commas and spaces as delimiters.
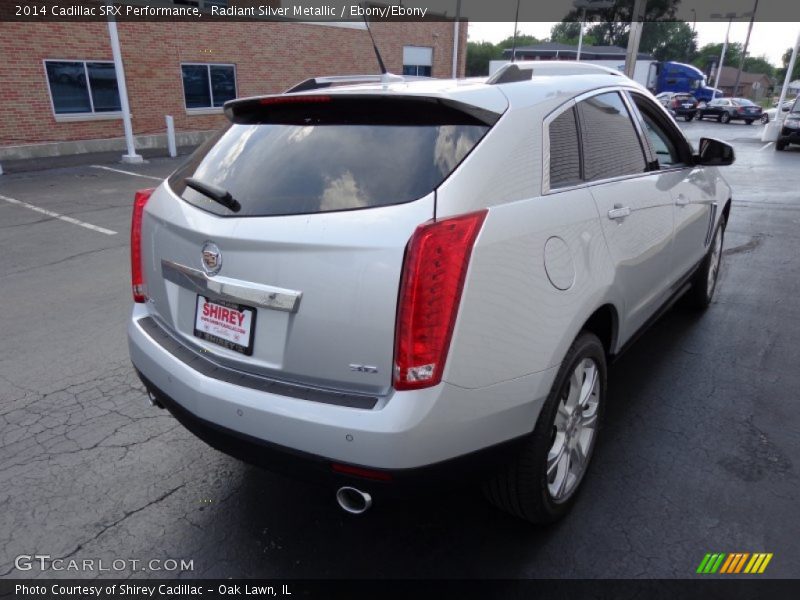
128, 62, 734, 523
761, 99, 794, 124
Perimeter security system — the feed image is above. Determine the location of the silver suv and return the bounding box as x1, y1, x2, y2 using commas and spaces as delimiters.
128, 63, 734, 523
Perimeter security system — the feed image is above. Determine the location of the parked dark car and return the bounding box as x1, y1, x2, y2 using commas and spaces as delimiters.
655, 92, 698, 121
776, 97, 800, 151
696, 97, 763, 124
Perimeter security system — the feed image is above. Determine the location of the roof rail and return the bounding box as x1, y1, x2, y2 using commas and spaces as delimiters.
487, 61, 622, 85
285, 74, 431, 93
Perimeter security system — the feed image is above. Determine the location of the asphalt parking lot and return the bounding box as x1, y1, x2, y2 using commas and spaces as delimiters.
1, 119, 799, 579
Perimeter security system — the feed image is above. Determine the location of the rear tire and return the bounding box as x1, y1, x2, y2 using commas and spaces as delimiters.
761, 114, 769, 124
776, 140, 787, 151
483, 332, 606, 524
686, 221, 725, 310
684, 114, 694, 122
720, 112, 731, 123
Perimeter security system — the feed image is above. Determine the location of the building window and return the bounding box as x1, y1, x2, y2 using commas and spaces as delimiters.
402, 46, 433, 77
44, 60, 121, 115
181, 64, 237, 110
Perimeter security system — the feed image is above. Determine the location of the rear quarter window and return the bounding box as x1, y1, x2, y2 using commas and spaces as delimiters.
548, 107, 582, 189
168, 120, 488, 217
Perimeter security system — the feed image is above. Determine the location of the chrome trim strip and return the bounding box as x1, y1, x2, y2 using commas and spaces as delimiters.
161, 259, 302, 313
137, 316, 380, 410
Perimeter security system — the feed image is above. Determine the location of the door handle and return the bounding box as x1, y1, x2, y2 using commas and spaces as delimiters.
608, 204, 631, 220
676, 194, 690, 207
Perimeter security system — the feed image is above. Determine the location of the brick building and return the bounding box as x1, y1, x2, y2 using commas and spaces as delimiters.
0, 4, 466, 162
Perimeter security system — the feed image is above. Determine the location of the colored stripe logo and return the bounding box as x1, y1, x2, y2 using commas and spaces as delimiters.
696, 553, 773, 574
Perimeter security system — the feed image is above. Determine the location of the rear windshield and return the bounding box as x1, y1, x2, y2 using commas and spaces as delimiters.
733, 99, 756, 106
168, 121, 488, 217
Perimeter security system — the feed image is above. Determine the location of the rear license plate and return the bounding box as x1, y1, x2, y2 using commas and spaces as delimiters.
682, 103, 693, 108
194, 295, 256, 355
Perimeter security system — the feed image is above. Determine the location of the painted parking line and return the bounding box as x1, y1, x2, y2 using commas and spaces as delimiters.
91, 165, 163, 181
759, 142, 774, 151
0, 194, 117, 236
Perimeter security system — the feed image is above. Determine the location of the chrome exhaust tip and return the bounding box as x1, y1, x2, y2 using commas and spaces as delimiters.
336, 486, 372, 515
147, 390, 164, 409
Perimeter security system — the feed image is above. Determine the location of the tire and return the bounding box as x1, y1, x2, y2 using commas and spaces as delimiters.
745, 120, 753, 125
684, 114, 694, 122
483, 332, 606, 524
720, 112, 731, 123
761, 114, 770, 124
695, 112, 703, 121
776, 140, 787, 151
686, 221, 725, 310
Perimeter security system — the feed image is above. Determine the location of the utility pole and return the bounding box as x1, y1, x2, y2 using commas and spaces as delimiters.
732, 0, 760, 98
624, 0, 646, 79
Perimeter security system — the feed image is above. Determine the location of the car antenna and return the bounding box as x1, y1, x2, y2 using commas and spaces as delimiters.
361, 5, 387, 75
510, 0, 521, 63
360, 3, 403, 87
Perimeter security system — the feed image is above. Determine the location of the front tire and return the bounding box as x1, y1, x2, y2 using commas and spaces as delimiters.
686, 222, 725, 309
761, 114, 770, 124
720, 112, 731, 123
684, 114, 694, 122
483, 332, 606, 524
776, 140, 787, 151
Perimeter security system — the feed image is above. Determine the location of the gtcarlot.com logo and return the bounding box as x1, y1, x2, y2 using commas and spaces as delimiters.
15, 554, 194, 573
696, 552, 773, 574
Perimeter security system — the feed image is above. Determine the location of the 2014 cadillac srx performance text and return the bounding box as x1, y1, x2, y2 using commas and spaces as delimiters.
128, 63, 734, 523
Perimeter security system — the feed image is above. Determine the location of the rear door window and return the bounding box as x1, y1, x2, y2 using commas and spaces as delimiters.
576, 92, 647, 182
168, 97, 493, 217
548, 107, 582, 189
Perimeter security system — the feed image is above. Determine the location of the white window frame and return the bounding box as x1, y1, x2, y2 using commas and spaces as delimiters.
402, 46, 434, 77
43, 59, 123, 122
180, 62, 237, 114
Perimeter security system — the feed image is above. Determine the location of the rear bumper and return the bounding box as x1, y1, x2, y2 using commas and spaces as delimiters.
136, 369, 527, 494
128, 304, 556, 473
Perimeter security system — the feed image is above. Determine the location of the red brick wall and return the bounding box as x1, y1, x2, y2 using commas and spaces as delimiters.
0, 20, 466, 148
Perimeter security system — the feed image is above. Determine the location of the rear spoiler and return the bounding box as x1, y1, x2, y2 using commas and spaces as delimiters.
223, 93, 503, 127
284, 74, 431, 93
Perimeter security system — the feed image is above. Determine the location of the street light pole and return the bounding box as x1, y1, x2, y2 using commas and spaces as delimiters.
732, 0, 760, 98
624, 0, 647, 79
712, 16, 734, 100
576, 7, 587, 61
106, 1, 141, 164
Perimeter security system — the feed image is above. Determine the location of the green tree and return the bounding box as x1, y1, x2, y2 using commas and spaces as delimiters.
743, 56, 775, 78
693, 42, 743, 74
776, 47, 800, 84
465, 41, 501, 77
496, 32, 542, 53
641, 21, 697, 62
550, 22, 597, 47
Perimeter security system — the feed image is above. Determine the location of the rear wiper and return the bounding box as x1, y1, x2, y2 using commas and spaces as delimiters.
185, 177, 241, 213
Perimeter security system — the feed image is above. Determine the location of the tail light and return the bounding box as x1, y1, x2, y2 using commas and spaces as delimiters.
672, 98, 680, 108
131, 188, 155, 303
393, 210, 487, 391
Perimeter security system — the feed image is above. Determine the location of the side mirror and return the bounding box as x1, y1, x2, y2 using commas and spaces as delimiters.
695, 137, 735, 166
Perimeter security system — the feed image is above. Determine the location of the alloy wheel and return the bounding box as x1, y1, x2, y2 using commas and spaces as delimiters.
547, 358, 600, 502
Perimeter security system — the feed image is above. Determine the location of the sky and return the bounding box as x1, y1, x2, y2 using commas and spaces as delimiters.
468, 21, 799, 67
